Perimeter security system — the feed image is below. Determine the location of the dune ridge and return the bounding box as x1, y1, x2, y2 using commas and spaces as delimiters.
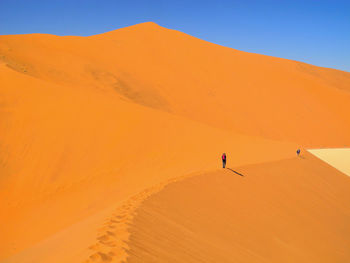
125, 153, 350, 263
0, 62, 296, 261
1, 22, 350, 146
82, 171, 204, 263
1, 22, 350, 262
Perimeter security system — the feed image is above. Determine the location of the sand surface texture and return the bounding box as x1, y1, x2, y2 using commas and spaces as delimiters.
126, 153, 350, 263
1, 22, 350, 262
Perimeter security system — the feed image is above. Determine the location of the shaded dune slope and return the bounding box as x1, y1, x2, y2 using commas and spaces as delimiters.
125, 153, 350, 263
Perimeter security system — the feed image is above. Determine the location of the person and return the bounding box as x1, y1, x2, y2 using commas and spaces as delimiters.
297, 149, 301, 156
222, 153, 227, 168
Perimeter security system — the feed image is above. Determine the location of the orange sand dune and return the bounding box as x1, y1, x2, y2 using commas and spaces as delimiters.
1, 22, 350, 146
0, 64, 295, 260
125, 153, 350, 263
1, 22, 350, 262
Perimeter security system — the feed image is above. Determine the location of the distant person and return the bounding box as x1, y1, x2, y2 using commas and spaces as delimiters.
222, 153, 227, 168
297, 149, 301, 156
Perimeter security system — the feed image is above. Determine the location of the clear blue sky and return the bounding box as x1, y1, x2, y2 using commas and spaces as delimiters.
1, 0, 349, 72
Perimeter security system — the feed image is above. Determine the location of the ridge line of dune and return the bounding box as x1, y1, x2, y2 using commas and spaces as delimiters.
82, 170, 208, 263
123, 154, 350, 262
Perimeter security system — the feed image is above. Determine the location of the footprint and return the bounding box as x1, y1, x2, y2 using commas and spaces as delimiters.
106, 231, 116, 236
89, 252, 113, 262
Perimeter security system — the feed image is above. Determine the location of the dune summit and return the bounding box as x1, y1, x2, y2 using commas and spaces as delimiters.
1, 22, 350, 262
1, 22, 350, 146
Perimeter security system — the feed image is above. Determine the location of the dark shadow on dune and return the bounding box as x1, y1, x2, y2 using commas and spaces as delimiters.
226, 168, 245, 177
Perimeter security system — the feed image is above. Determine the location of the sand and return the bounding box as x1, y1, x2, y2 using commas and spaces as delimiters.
124, 153, 350, 263
0, 63, 296, 261
1, 22, 350, 262
308, 148, 350, 177
1, 22, 350, 147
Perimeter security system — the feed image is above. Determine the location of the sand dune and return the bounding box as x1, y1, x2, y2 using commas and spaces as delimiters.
1, 22, 350, 262
1, 22, 350, 146
125, 153, 350, 263
0, 63, 295, 260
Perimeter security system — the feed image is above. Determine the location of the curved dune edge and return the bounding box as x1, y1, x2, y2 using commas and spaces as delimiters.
123, 153, 350, 263
82, 171, 204, 263
0, 62, 298, 260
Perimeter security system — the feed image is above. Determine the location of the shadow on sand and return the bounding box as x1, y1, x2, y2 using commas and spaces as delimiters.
226, 168, 245, 177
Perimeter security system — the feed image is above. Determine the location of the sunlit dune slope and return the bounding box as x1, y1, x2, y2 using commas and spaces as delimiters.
309, 148, 350, 176
0, 64, 295, 259
1, 22, 350, 146
125, 153, 350, 263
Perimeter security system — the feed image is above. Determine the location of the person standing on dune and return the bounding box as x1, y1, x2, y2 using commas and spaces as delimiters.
222, 153, 227, 168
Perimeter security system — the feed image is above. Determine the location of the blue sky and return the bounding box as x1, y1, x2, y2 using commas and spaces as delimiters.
1, 0, 349, 72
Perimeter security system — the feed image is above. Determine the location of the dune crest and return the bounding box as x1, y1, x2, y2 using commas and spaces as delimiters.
125, 153, 350, 263
1, 22, 350, 262
1, 22, 350, 145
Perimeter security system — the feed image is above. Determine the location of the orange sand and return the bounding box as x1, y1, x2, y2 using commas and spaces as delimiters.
125, 153, 350, 263
1, 22, 350, 262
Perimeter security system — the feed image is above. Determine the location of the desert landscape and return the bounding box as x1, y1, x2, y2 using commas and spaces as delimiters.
1, 22, 350, 262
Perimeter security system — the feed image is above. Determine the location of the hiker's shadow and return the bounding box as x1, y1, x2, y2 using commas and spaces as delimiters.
226, 168, 245, 177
